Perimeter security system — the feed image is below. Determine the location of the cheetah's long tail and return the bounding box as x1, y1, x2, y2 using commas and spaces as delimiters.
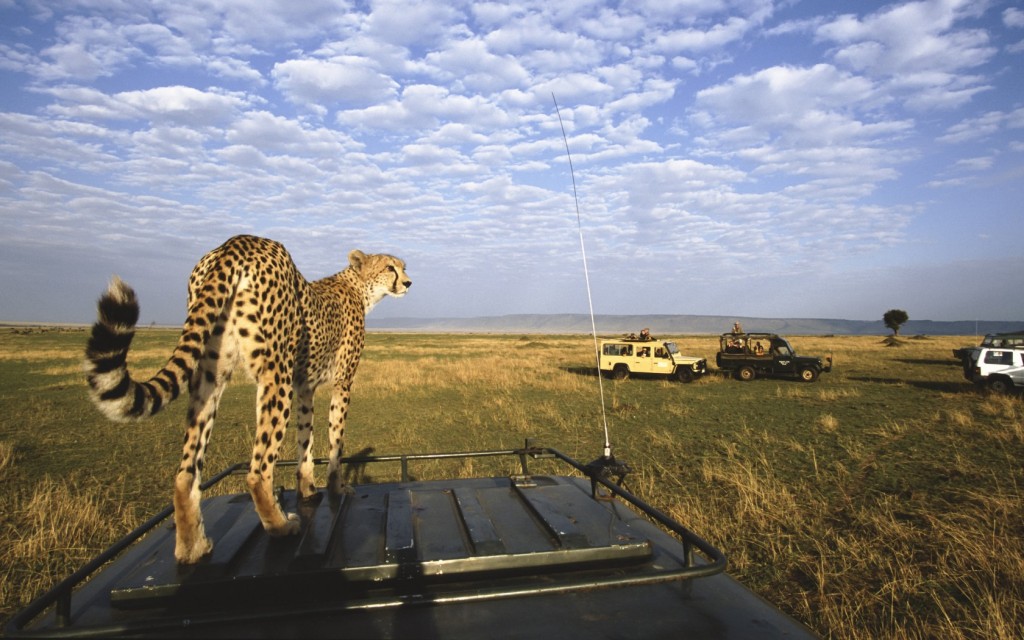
85, 276, 196, 421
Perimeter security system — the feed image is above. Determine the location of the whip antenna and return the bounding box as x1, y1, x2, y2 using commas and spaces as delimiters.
553, 94, 613, 461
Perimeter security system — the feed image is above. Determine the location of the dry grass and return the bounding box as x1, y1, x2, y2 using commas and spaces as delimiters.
0, 443, 140, 617
0, 329, 1021, 638
662, 433, 1024, 639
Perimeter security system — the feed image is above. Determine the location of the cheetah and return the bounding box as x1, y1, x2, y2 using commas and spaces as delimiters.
85, 235, 410, 564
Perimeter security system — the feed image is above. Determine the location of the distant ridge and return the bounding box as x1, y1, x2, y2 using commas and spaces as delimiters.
368, 314, 1024, 336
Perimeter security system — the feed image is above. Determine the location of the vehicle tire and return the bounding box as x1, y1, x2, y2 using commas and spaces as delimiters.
988, 377, 1013, 394
675, 367, 694, 383
737, 366, 755, 381
612, 365, 629, 380
798, 367, 819, 382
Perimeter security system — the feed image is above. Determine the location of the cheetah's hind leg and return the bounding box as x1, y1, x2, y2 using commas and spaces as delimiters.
247, 379, 302, 537
172, 360, 229, 563
174, 469, 214, 564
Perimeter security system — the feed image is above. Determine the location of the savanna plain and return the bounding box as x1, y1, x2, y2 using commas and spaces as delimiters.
0, 328, 1021, 639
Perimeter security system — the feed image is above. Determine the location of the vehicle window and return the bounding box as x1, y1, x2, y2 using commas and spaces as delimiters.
984, 351, 1013, 365
772, 341, 793, 357
638, 346, 651, 357
603, 344, 630, 356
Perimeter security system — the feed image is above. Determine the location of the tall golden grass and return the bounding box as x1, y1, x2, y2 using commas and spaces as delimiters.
0, 329, 1021, 638
0, 442, 140, 620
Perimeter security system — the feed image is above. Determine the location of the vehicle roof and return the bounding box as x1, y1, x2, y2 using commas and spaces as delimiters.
7, 446, 816, 639
719, 332, 781, 339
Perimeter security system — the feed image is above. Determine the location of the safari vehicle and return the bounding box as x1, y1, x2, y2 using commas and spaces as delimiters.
952, 330, 1024, 360
5, 442, 817, 639
715, 332, 832, 382
599, 338, 707, 382
962, 346, 1024, 393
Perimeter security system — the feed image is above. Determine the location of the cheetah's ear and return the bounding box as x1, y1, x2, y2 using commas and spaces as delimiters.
348, 249, 366, 271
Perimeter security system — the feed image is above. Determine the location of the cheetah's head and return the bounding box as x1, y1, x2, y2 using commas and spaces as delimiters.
349, 250, 411, 310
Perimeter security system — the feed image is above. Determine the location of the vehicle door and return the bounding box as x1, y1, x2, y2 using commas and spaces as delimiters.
634, 344, 658, 374
654, 343, 677, 375
770, 338, 797, 374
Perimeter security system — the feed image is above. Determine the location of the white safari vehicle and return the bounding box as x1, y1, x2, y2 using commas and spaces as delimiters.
599, 338, 707, 382
963, 346, 1024, 393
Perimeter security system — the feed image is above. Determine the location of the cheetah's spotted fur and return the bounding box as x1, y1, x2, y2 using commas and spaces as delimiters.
85, 235, 410, 564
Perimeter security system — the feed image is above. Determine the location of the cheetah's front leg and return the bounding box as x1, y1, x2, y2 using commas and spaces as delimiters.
295, 387, 318, 500
327, 383, 354, 495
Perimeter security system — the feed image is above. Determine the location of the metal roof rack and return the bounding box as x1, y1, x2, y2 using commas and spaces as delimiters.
5, 440, 750, 639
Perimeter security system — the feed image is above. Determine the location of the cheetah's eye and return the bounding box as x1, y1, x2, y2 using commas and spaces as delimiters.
387, 265, 396, 272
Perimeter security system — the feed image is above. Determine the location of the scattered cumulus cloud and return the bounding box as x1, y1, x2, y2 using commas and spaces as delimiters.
1003, 7, 1024, 28
272, 57, 400, 110
815, 0, 997, 111
0, 0, 1021, 324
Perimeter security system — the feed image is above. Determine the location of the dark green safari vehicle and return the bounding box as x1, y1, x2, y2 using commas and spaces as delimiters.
716, 332, 832, 382
6, 441, 816, 639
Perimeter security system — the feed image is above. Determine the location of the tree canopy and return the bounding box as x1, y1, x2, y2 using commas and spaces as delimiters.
883, 309, 909, 336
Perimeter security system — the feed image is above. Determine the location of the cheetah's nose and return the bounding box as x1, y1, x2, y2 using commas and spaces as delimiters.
403, 279, 411, 288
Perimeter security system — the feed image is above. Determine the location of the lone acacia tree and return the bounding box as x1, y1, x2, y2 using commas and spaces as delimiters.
883, 309, 909, 337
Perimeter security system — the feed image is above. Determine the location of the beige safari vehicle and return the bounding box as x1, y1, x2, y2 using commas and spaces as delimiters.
599, 338, 707, 382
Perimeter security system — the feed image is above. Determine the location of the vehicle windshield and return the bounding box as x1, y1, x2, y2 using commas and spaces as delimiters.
773, 339, 794, 357
664, 342, 679, 355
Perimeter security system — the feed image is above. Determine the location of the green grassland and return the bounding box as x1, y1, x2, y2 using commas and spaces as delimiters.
1, 328, 1021, 638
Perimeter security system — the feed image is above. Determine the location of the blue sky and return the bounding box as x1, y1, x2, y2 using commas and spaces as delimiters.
1, 0, 1022, 325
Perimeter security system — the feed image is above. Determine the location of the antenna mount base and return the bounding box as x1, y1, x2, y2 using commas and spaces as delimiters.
584, 454, 631, 501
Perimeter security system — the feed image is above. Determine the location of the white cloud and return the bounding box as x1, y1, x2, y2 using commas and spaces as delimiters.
423, 38, 532, 92
937, 109, 1013, 143
0, 111, 124, 169
633, 0, 772, 25
116, 86, 251, 123
39, 15, 136, 80
226, 111, 361, 156
0, 42, 38, 73
363, 0, 463, 47
952, 156, 994, 171
689, 63, 914, 171
0, 0, 1020, 323
336, 84, 513, 132
272, 57, 399, 109
816, 0, 997, 110
1003, 8, 1024, 28
38, 84, 252, 129
152, 0, 352, 48
652, 15, 760, 53
695, 64, 877, 126
578, 7, 646, 41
